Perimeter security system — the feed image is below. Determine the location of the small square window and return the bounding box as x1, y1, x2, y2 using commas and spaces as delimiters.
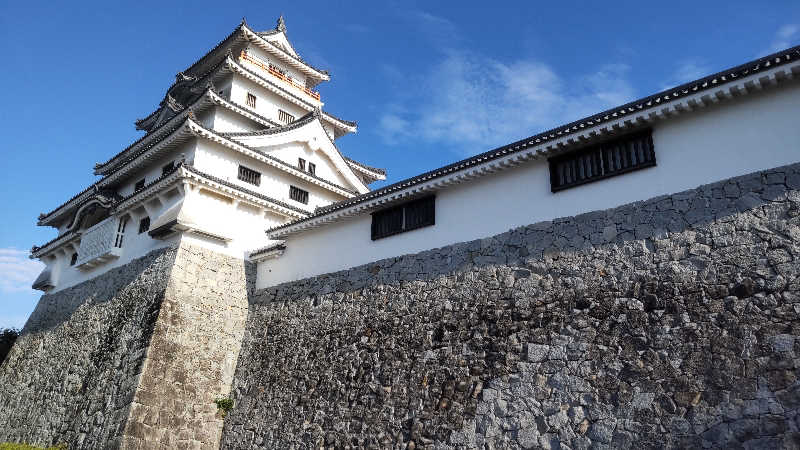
70, 253, 78, 266
246, 93, 257, 108
162, 161, 175, 176
308, 162, 316, 175
134, 178, 146, 192
139, 217, 150, 234
298, 158, 306, 171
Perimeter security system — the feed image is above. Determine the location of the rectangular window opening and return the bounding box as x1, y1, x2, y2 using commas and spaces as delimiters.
308, 162, 316, 175
298, 158, 306, 171
238, 165, 261, 186
278, 109, 295, 124
114, 217, 128, 248
289, 185, 309, 204
70, 252, 78, 266
134, 178, 146, 192
548, 130, 655, 192
246, 92, 257, 108
371, 196, 435, 240
138, 217, 150, 234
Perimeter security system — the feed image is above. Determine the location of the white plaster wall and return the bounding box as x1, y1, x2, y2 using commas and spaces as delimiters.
211, 107, 262, 134
258, 142, 352, 188
116, 143, 196, 197
193, 139, 348, 210
257, 81, 800, 289
230, 71, 310, 123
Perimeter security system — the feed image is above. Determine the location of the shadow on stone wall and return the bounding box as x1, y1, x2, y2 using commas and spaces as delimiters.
0, 247, 177, 448
223, 162, 800, 449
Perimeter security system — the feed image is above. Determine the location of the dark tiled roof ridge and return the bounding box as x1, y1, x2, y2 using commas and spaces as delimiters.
321, 110, 357, 128
268, 43, 800, 234
344, 157, 386, 176
248, 242, 286, 257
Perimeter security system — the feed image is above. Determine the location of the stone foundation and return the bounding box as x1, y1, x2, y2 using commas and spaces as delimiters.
221, 163, 800, 449
0, 247, 177, 448
0, 243, 252, 449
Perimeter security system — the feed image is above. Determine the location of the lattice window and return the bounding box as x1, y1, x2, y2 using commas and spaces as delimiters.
138, 217, 150, 234
548, 130, 656, 192
298, 158, 306, 171
308, 162, 316, 175
238, 165, 261, 186
278, 109, 295, 124
371, 196, 435, 240
114, 217, 128, 248
246, 93, 257, 108
289, 185, 309, 204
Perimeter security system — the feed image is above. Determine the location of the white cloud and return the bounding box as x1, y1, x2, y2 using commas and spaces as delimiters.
0, 248, 44, 294
378, 49, 636, 151
376, 9, 637, 151
761, 24, 799, 55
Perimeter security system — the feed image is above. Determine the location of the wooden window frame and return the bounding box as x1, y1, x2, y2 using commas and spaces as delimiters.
278, 109, 295, 124
289, 185, 309, 204
371, 196, 435, 241
238, 165, 262, 186
548, 130, 656, 192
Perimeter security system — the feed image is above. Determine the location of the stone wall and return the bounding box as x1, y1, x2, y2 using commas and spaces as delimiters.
0, 247, 177, 448
0, 243, 252, 450
222, 163, 800, 449
122, 243, 252, 449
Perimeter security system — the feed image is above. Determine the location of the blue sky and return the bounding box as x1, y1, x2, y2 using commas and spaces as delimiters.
1, 0, 798, 328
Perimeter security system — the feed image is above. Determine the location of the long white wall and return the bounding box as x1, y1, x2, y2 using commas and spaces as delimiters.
256, 81, 800, 289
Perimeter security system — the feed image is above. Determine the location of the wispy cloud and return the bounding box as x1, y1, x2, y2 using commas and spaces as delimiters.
0, 248, 43, 294
660, 60, 712, 90
377, 11, 636, 151
761, 24, 799, 55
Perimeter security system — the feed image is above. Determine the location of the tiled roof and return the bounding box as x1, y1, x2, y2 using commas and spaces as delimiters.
248, 242, 287, 258
344, 157, 386, 176
269, 44, 800, 235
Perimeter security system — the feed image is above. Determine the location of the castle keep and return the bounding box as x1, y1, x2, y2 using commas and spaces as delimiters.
2, 17, 800, 449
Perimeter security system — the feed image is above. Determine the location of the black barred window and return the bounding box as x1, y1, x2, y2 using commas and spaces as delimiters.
70, 252, 78, 266
238, 165, 261, 186
549, 130, 655, 192
308, 162, 316, 175
371, 196, 435, 240
290, 186, 309, 204
139, 217, 150, 234
246, 93, 257, 108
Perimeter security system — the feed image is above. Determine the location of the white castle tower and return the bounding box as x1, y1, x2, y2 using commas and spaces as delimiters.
30, 17, 386, 293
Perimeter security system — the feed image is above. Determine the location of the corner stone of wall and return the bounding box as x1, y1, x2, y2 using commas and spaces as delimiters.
121, 243, 253, 450
222, 162, 800, 449
0, 247, 178, 448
